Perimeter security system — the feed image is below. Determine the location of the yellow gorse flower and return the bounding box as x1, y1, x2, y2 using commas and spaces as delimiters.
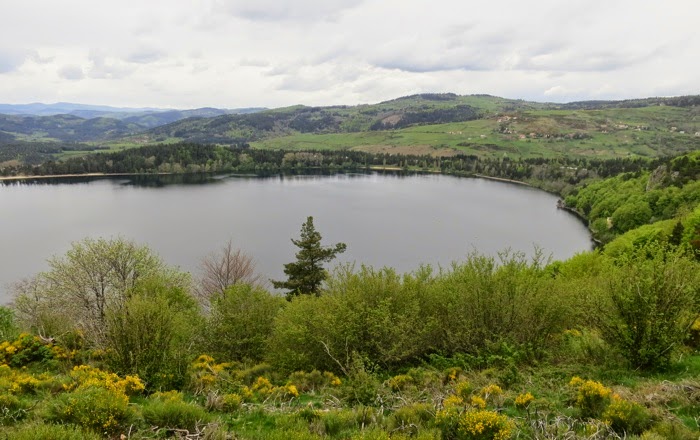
515, 392, 534, 408
459, 409, 513, 440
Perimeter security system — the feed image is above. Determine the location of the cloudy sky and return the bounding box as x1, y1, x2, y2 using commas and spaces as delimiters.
1, 0, 697, 109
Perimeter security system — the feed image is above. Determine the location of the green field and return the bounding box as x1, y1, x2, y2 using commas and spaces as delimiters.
250, 106, 700, 160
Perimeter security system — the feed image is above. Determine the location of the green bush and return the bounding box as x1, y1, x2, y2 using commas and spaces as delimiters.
105, 276, 200, 390
0, 422, 102, 440
387, 403, 434, 433
268, 265, 435, 373
425, 251, 573, 360
602, 395, 651, 435
0, 393, 30, 425
0, 307, 18, 342
592, 244, 700, 370
569, 377, 611, 419
142, 397, 211, 432
43, 386, 133, 434
201, 283, 285, 363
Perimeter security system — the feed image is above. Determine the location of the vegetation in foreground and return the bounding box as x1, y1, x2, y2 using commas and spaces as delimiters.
1, 227, 699, 439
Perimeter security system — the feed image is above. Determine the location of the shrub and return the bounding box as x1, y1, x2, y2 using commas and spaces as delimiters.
387, 403, 434, 433
105, 276, 199, 391
200, 283, 285, 363
602, 395, 651, 435
592, 244, 700, 370
514, 392, 534, 409
0, 422, 102, 440
0, 393, 30, 425
459, 410, 513, 440
44, 386, 132, 434
436, 407, 513, 440
569, 377, 611, 419
222, 393, 243, 411
0, 307, 18, 342
425, 251, 573, 361
288, 370, 341, 393
0, 333, 55, 368
317, 409, 359, 437
142, 397, 212, 432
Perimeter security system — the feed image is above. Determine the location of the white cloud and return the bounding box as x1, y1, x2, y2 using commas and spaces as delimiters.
58, 65, 85, 81
0, 0, 698, 108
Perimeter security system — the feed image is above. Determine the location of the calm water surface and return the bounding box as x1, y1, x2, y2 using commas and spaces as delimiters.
0, 173, 593, 302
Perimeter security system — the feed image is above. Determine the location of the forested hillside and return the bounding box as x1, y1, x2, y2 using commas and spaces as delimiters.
565, 151, 700, 245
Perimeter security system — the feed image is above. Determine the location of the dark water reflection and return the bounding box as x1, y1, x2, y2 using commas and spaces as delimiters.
0, 172, 593, 302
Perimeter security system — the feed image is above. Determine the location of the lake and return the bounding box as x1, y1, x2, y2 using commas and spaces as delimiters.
0, 172, 593, 302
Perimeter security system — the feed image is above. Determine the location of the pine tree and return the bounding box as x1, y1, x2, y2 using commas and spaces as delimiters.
271, 216, 346, 299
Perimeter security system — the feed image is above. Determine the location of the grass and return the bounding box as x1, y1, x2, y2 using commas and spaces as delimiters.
252, 106, 700, 160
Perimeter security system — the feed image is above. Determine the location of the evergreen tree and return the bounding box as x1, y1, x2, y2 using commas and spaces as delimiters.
272, 216, 346, 299
669, 220, 684, 246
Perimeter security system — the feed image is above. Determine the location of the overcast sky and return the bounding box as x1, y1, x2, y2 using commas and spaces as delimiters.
1, 0, 697, 109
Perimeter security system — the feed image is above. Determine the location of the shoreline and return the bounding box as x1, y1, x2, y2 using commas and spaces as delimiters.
473, 173, 531, 186
0, 172, 174, 182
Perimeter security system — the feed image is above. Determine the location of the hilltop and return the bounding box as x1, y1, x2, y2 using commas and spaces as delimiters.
1, 93, 699, 165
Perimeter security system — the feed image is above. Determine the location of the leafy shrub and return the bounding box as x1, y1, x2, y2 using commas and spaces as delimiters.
142, 396, 212, 432
386, 374, 415, 392
425, 251, 573, 361
387, 403, 434, 433
569, 377, 611, 419
592, 244, 700, 370
44, 385, 132, 434
288, 370, 342, 393
602, 395, 651, 435
0, 306, 18, 342
514, 392, 534, 409
201, 284, 285, 363
316, 409, 359, 437
222, 393, 243, 411
0, 393, 31, 425
436, 407, 513, 440
0, 333, 55, 368
0, 422, 102, 440
105, 276, 199, 391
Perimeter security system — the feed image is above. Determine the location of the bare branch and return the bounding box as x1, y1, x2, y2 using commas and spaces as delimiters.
196, 240, 263, 305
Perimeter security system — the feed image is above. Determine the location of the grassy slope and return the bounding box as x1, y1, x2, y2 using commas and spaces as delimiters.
252, 106, 700, 160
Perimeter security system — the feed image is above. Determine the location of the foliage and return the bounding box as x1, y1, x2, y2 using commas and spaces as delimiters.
200, 283, 285, 363
569, 376, 612, 419
0, 307, 18, 342
602, 394, 651, 435
271, 216, 346, 298
11, 237, 182, 347
104, 276, 199, 390
590, 244, 700, 370
44, 384, 132, 434
436, 408, 513, 440
0, 333, 55, 368
0, 422, 103, 440
142, 395, 212, 432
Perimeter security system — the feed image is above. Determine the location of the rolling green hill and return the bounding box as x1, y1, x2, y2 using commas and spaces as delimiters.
131, 94, 700, 160
2, 93, 699, 164
0, 114, 143, 143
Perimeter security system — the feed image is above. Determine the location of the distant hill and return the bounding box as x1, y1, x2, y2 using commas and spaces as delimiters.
138, 93, 700, 153
0, 114, 143, 142
0, 104, 266, 142
1, 93, 699, 162
0, 102, 164, 116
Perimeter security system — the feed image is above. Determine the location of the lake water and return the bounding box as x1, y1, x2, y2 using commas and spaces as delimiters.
0, 172, 593, 302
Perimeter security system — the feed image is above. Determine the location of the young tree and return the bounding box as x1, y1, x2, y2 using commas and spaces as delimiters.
271, 216, 346, 299
11, 237, 189, 347
196, 240, 262, 306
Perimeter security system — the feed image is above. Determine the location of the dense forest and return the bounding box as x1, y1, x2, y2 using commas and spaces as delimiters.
1, 146, 699, 438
